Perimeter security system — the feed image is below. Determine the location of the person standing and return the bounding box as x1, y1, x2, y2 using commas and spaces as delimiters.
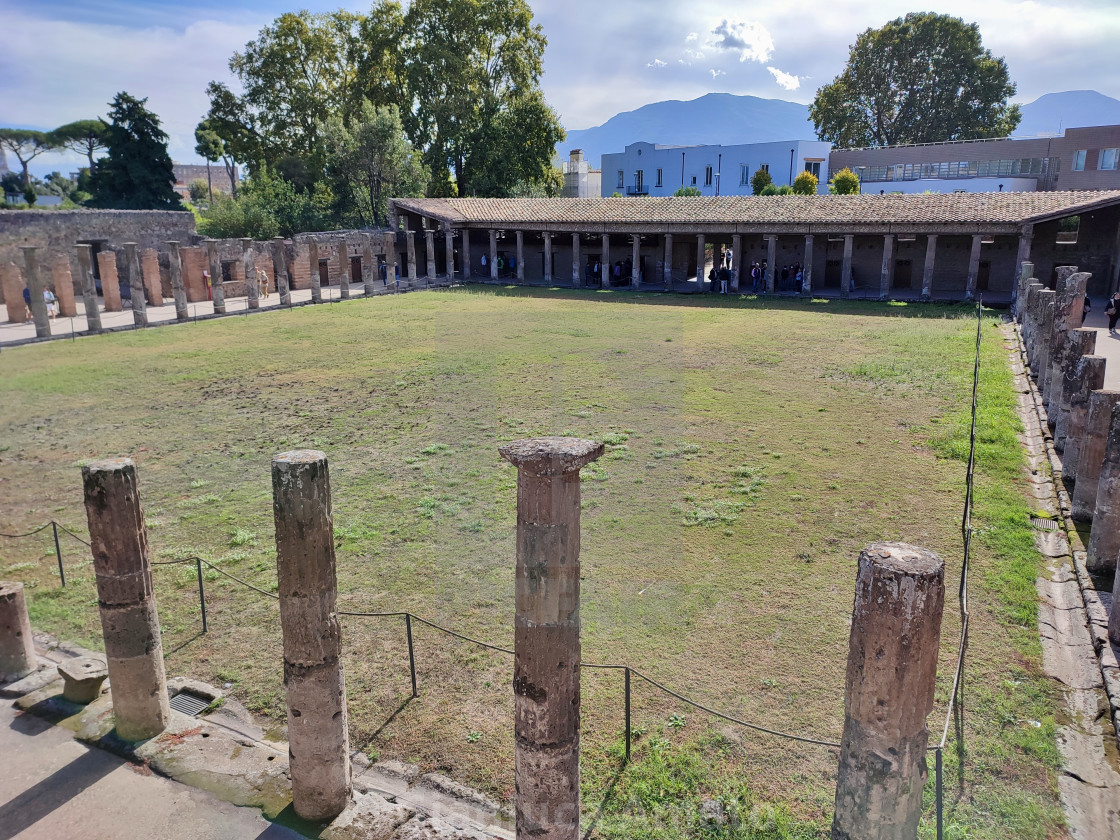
1083, 292, 1092, 325
1106, 292, 1120, 334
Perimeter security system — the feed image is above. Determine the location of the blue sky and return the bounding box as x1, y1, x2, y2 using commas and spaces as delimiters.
3, 0, 1119, 177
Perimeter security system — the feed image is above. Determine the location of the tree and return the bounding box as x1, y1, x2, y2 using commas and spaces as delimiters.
188, 179, 211, 203
198, 169, 331, 239
321, 102, 427, 228
89, 92, 183, 210
673, 185, 702, 196
50, 120, 109, 171
0, 129, 54, 187
829, 167, 861, 195
792, 171, 818, 195
810, 13, 1020, 147
750, 168, 772, 195
195, 119, 239, 197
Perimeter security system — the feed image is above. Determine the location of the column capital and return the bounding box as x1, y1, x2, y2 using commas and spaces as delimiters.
500, 437, 604, 476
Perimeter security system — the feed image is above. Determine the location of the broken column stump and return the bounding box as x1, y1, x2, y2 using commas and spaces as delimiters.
1071, 387, 1120, 521
167, 241, 189, 321
96, 250, 122, 312
272, 238, 291, 305
831, 543, 946, 840
124, 243, 147, 327
1087, 403, 1120, 573
58, 656, 109, 703
82, 458, 171, 741
0, 581, 37, 682
1063, 358, 1108, 487
75, 245, 103, 332
1, 262, 28, 323
499, 437, 604, 840
22, 246, 51, 338
1053, 328, 1097, 450
272, 450, 351, 822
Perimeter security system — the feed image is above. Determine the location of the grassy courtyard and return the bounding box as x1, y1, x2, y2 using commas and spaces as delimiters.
0, 287, 1064, 838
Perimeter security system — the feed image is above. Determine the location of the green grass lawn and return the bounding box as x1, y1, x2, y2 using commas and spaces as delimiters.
0, 288, 1065, 838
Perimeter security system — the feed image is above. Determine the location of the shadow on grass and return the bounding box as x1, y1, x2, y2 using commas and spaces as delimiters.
582, 762, 627, 840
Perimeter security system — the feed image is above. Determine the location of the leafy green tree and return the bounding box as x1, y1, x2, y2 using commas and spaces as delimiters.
1, 172, 23, 197
89, 92, 183, 210
199, 169, 331, 239
0, 129, 54, 187
462, 89, 565, 197
759, 184, 779, 196
792, 171, 818, 195
673, 185, 702, 196
188, 179, 211, 204
810, 13, 1019, 147
829, 167, 861, 195
750, 168, 773, 195
195, 119, 240, 197
50, 120, 109, 171
194, 125, 220, 202
322, 102, 427, 227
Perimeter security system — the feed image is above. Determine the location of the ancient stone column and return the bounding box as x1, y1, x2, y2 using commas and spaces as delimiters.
22, 247, 51, 338
444, 228, 456, 283
362, 234, 376, 295
51, 253, 78, 317
803, 234, 814, 294
461, 230, 472, 281
0, 581, 36, 682
630, 235, 640, 288
123, 244, 147, 327
406, 230, 418, 285
96, 250, 122, 312
966, 235, 982, 300
832, 543, 945, 840
732, 234, 743, 292
1087, 403, 1120, 573
1014, 261, 1034, 322
1111, 554, 1120, 642
272, 451, 351, 822
75, 245, 103, 332
241, 239, 259, 310
206, 240, 225, 314
272, 237, 291, 304
1044, 271, 1089, 410
425, 229, 436, 282
1032, 290, 1056, 388
600, 233, 609, 287
384, 231, 399, 286
166, 242, 188, 322
920, 234, 938, 300
308, 239, 322, 304
141, 249, 163, 306
841, 234, 854, 298
1021, 282, 1044, 352
1072, 386, 1120, 520
517, 231, 526, 283
543, 233, 552, 284
499, 438, 604, 840
81, 458, 171, 741
571, 233, 581, 286
1014, 225, 1034, 303
879, 234, 894, 300
765, 235, 777, 293
1053, 328, 1097, 448
1, 262, 28, 323
695, 233, 706, 288
339, 241, 351, 299
663, 233, 674, 289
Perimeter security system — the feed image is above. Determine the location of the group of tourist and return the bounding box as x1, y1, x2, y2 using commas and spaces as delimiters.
20, 286, 58, 319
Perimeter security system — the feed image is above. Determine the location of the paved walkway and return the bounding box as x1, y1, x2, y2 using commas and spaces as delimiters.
1082, 297, 1120, 390
0, 698, 301, 840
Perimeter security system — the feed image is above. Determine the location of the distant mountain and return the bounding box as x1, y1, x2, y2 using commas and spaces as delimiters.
561, 89, 1120, 168
1014, 90, 1120, 137
561, 93, 814, 168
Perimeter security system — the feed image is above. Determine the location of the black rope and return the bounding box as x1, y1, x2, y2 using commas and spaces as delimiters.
53, 522, 91, 547
0, 522, 51, 539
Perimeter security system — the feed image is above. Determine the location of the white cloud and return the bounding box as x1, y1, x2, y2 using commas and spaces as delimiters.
709, 18, 774, 63
647, 58, 668, 68
767, 67, 801, 90
710, 69, 726, 79
686, 32, 699, 42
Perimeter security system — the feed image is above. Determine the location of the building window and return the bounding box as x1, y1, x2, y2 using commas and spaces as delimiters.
1100, 148, 1119, 171
691, 175, 697, 186
740, 164, 749, 186
759, 164, 769, 174
635, 170, 644, 192
617, 170, 624, 188
704, 165, 713, 186
1058, 215, 1080, 244
1073, 150, 1087, 171
804, 161, 821, 178
656, 168, 663, 187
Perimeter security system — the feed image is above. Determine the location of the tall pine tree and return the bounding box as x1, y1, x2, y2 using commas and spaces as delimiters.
90, 92, 183, 209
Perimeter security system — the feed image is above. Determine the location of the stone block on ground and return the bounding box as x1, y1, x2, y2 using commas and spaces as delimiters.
323, 792, 415, 840
57, 656, 108, 703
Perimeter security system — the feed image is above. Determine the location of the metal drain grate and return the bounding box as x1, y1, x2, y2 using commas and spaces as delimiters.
1030, 517, 1060, 531
169, 691, 211, 717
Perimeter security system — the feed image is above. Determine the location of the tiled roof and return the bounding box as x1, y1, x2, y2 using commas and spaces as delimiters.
392, 191, 1120, 227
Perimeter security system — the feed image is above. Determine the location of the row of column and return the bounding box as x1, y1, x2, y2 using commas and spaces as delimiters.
1016, 262, 1120, 644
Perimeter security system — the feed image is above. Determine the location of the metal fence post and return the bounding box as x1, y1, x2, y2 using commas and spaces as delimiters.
936, 746, 944, 840
624, 667, 631, 762
196, 557, 208, 634
405, 613, 418, 697
51, 521, 65, 587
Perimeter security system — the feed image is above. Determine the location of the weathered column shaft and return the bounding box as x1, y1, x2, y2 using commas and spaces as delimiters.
272, 237, 291, 304
543, 233, 552, 283
1054, 328, 1097, 448
1072, 385, 1120, 520
571, 233, 581, 286
141, 249, 163, 307
1087, 403, 1120, 573
663, 233, 673, 288
241, 239, 259, 309
499, 438, 604, 840
1045, 271, 1089, 410
489, 230, 499, 281
1, 262, 27, 323
82, 458, 170, 741
167, 242, 188, 322
97, 251, 122, 312
406, 230, 418, 284
841, 234, 854, 297
765, 235, 776, 293
205, 240, 224, 314
802, 234, 814, 294
696, 234, 706, 286
461, 230, 471, 280
0, 581, 36, 682
1032, 290, 1057, 390
1021, 282, 1044, 353
445, 229, 457, 283
879, 234, 894, 300
272, 450, 350, 822
601, 234, 609, 287
76, 245, 103, 331
124, 244, 147, 327
731, 234, 743, 292
1015, 261, 1034, 322
363, 234, 377, 295
308, 239, 322, 304
921, 234, 938, 299
51, 254, 78, 317
832, 543, 945, 840
1014, 225, 1034, 306
516, 230, 525, 283
22, 247, 51, 338
339, 241, 351, 299
630, 235, 640, 288
425, 230, 436, 281
966, 234, 982, 299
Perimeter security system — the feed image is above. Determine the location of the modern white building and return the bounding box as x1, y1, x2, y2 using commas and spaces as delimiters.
560, 149, 601, 198
601, 140, 833, 197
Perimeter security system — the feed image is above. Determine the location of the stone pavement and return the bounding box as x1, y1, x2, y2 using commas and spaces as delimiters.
0, 697, 301, 840
1083, 296, 1120, 390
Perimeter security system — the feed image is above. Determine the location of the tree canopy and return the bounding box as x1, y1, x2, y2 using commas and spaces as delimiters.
810, 13, 1020, 148
89, 92, 183, 210
792, 171, 818, 195
750, 168, 773, 195
50, 120, 109, 171
829, 167, 861, 195
0, 129, 55, 187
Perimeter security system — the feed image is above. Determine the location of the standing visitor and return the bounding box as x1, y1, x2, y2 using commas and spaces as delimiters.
1083, 292, 1092, 325
1106, 292, 1120, 333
